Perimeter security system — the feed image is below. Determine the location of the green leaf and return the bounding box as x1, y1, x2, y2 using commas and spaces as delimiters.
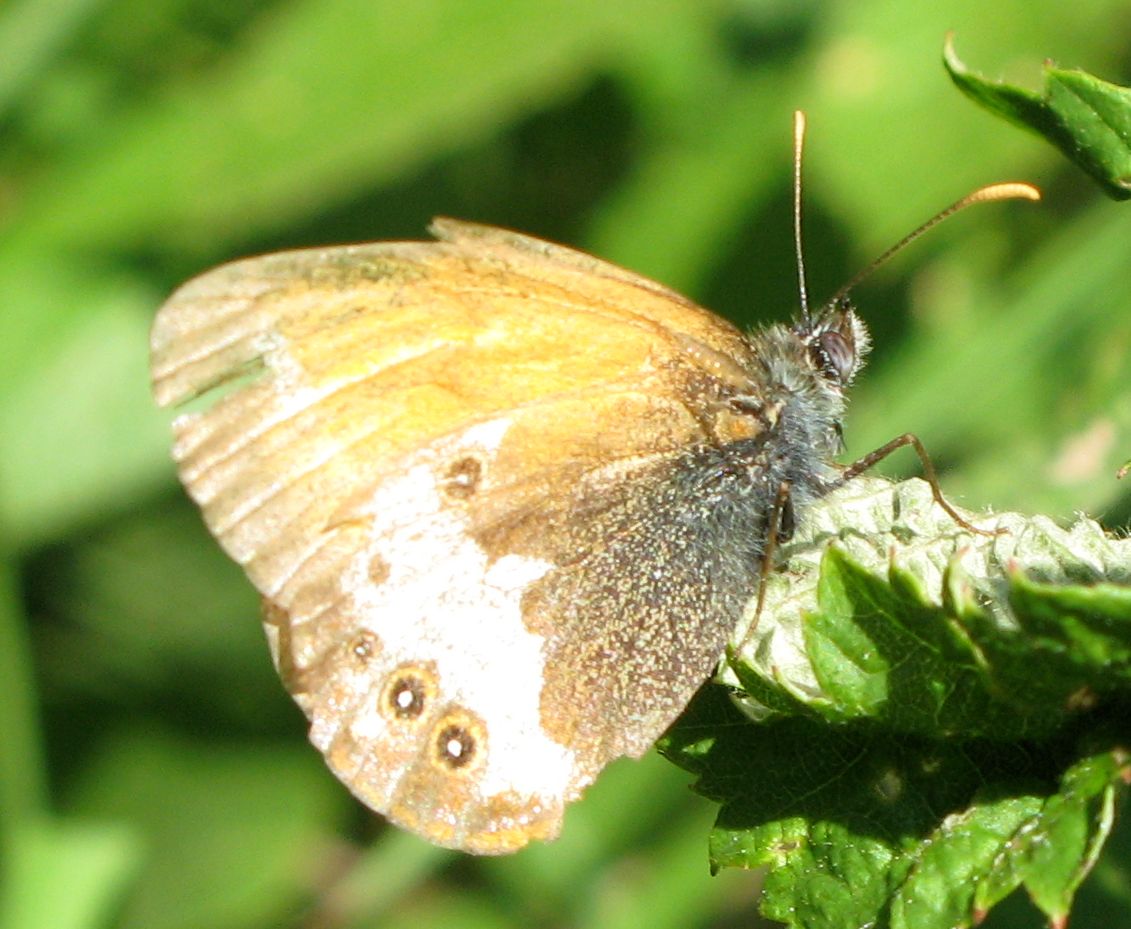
663, 477, 1131, 928
798, 548, 1028, 739
661, 687, 1062, 929
944, 35, 1131, 200
890, 792, 1046, 929
1019, 747, 1123, 921
724, 478, 1131, 736
1011, 576, 1131, 681
892, 746, 1123, 928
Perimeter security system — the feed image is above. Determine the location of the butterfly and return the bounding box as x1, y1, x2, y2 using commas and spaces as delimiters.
149, 115, 1037, 853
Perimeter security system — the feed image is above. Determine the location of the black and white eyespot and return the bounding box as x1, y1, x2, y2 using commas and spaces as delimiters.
380, 663, 438, 723
430, 709, 486, 774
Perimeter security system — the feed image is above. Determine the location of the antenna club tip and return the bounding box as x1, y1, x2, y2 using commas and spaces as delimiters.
971, 181, 1042, 203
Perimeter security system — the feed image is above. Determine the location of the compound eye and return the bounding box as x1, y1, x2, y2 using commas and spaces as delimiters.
812, 330, 855, 383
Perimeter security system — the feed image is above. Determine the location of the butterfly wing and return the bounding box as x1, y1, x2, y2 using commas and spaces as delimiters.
151, 219, 764, 853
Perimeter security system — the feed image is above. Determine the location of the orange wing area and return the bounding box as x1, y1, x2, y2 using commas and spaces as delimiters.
151, 219, 757, 598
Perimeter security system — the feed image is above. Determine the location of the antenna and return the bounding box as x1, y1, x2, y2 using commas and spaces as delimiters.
793, 111, 812, 327
825, 181, 1041, 309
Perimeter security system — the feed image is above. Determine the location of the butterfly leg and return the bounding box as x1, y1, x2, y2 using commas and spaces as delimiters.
840, 432, 1001, 536
739, 479, 793, 651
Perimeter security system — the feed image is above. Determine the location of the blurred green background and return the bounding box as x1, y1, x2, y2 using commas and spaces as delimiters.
2, 1, 1130, 928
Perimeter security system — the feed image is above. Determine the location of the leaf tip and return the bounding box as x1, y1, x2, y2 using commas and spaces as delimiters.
942, 32, 962, 68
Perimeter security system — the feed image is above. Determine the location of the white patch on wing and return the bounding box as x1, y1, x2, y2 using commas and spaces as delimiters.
323, 418, 577, 803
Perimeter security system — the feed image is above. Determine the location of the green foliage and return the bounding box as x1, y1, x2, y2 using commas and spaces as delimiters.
664, 478, 1131, 928
945, 35, 1131, 199
2, 2, 1129, 928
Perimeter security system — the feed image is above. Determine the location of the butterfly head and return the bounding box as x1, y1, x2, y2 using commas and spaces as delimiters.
736, 295, 870, 475
795, 295, 871, 392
